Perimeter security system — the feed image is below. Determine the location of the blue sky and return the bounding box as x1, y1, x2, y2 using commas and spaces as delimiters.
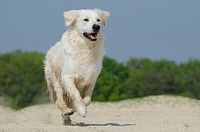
0, 0, 200, 63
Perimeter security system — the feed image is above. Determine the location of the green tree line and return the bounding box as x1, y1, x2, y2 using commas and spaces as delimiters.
0, 50, 200, 109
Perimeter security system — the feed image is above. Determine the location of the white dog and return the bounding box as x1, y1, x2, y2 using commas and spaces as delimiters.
44, 9, 110, 125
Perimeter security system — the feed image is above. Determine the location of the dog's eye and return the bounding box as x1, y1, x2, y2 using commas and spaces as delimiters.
83, 18, 89, 22
97, 19, 100, 22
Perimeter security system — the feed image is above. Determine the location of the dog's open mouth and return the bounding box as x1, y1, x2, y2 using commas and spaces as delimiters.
83, 33, 98, 41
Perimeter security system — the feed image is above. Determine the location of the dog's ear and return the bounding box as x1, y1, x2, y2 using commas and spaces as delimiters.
95, 9, 110, 26
101, 10, 110, 26
64, 10, 79, 27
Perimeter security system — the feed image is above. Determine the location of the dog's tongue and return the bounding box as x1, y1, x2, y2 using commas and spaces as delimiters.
88, 33, 97, 40
83, 32, 98, 41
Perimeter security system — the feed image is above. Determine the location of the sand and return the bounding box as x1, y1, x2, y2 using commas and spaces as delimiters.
0, 95, 200, 132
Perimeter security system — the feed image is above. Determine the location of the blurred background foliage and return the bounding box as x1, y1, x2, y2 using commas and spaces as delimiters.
0, 50, 200, 109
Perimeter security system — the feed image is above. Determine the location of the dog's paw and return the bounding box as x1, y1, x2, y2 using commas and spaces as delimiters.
62, 108, 74, 117
76, 104, 87, 118
62, 116, 73, 126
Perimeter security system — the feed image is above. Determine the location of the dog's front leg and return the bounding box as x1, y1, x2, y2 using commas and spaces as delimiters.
83, 82, 95, 106
62, 76, 87, 118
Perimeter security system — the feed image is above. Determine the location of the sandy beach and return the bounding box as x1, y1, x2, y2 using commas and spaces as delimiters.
0, 95, 200, 132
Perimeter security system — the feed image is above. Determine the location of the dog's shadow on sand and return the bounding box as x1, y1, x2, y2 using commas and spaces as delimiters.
75, 122, 135, 127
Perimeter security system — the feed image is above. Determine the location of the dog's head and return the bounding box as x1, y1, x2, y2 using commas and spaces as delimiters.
64, 9, 110, 41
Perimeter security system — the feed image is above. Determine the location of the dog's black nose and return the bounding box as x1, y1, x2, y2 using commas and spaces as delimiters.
92, 24, 100, 32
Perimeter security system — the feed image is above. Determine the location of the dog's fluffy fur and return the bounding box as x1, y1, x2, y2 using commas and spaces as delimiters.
44, 9, 110, 125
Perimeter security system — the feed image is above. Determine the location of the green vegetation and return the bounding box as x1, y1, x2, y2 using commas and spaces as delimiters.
0, 50, 200, 109
0, 50, 46, 109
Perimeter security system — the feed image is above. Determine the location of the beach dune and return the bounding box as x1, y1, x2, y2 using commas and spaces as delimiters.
0, 95, 200, 132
